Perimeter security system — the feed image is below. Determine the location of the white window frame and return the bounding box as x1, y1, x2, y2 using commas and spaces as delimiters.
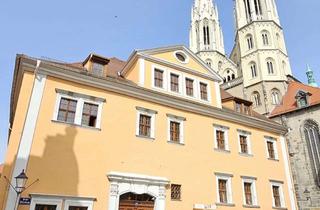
241, 177, 258, 206
135, 107, 157, 139
183, 76, 198, 99
215, 173, 233, 204
167, 114, 185, 144
270, 181, 286, 208
198, 80, 211, 103
53, 91, 104, 129
237, 130, 252, 155
64, 199, 94, 210
213, 124, 230, 151
168, 70, 183, 95
265, 137, 279, 160
30, 197, 63, 210
151, 65, 167, 90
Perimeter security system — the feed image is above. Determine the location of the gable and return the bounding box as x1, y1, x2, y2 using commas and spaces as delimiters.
137, 46, 222, 81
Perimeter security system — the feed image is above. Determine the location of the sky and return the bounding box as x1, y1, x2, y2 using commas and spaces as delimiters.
0, 0, 319, 163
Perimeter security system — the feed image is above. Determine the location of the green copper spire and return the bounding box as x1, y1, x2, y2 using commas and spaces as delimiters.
306, 65, 318, 87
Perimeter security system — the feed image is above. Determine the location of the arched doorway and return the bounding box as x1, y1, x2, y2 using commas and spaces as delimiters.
119, 192, 155, 210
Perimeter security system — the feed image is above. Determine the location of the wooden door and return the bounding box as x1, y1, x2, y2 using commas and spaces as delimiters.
119, 193, 154, 210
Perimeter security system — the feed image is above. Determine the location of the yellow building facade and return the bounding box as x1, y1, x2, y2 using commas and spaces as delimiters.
0, 46, 297, 210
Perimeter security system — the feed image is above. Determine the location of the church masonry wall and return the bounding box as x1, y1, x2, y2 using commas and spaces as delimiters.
272, 105, 320, 210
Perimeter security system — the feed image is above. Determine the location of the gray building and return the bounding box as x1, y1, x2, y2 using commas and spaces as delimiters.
270, 77, 320, 210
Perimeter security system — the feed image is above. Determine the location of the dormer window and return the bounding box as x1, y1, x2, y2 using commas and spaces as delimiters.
82, 53, 110, 77
295, 90, 311, 108
92, 62, 104, 77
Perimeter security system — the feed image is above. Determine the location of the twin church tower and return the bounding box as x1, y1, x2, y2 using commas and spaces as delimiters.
189, 0, 293, 115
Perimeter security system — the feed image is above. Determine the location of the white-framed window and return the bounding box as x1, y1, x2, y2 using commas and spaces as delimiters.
168, 71, 182, 94
64, 199, 94, 210
30, 197, 62, 210
265, 136, 279, 160
267, 60, 275, 75
185, 77, 196, 98
53, 90, 104, 129
237, 130, 252, 155
174, 50, 189, 64
241, 176, 258, 206
151, 65, 167, 90
30, 195, 94, 210
215, 173, 233, 205
213, 124, 230, 151
270, 181, 285, 208
167, 114, 185, 144
199, 80, 211, 102
135, 107, 157, 139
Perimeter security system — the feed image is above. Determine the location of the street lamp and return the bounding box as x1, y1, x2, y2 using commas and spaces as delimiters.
15, 170, 28, 194
4, 169, 39, 210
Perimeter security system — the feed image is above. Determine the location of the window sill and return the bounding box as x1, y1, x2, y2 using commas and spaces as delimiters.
136, 135, 155, 141
168, 141, 185, 146
171, 199, 182, 202
214, 148, 231, 154
268, 158, 279, 162
51, 120, 101, 131
239, 152, 253, 157
272, 207, 287, 210
243, 204, 261, 208
215, 202, 235, 207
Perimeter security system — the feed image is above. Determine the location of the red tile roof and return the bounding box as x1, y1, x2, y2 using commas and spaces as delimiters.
270, 81, 320, 117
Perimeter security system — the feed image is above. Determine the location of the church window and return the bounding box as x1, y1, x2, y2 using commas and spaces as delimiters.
250, 62, 258, 78
262, 31, 270, 46
267, 59, 275, 74
246, 35, 254, 50
203, 21, 210, 46
254, 0, 263, 17
206, 59, 212, 67
282, 61, 286, 72
218, 61, 223, 72
304, 120, 320, 186
271, 89, 281, 105
224, 69, 236, 82
243, 0, 252, 22
252, 91, 261, 107
276, 33, 281, 48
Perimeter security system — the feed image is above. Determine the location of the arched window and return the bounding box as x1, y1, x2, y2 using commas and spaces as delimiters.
276, 33, 281, 48
203, 19, 210, 47
271, 89, 281, 105
246, 34, 254, 50
250, 62, 258, 78
206, 59, 212, 68
304, 120, 320, 186
218, 61, 223, 72
254, 0, 263, 17
223, 69, 236, 82
282, 61, 286, 72
252, 91, 261, 107
243, 0, 252, 22
266, 58, 275, 75
261, 31, 270, 46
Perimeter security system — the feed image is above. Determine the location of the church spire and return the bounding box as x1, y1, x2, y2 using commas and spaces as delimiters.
189, 0, 225, 55
306, 65, 318, 87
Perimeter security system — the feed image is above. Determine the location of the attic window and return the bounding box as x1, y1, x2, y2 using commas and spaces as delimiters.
296, 91, 310, 108
174, 51, 189, 64
92, 63, 104, 77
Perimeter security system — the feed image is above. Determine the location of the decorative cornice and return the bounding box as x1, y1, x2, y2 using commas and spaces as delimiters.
18, 55, 287, 135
